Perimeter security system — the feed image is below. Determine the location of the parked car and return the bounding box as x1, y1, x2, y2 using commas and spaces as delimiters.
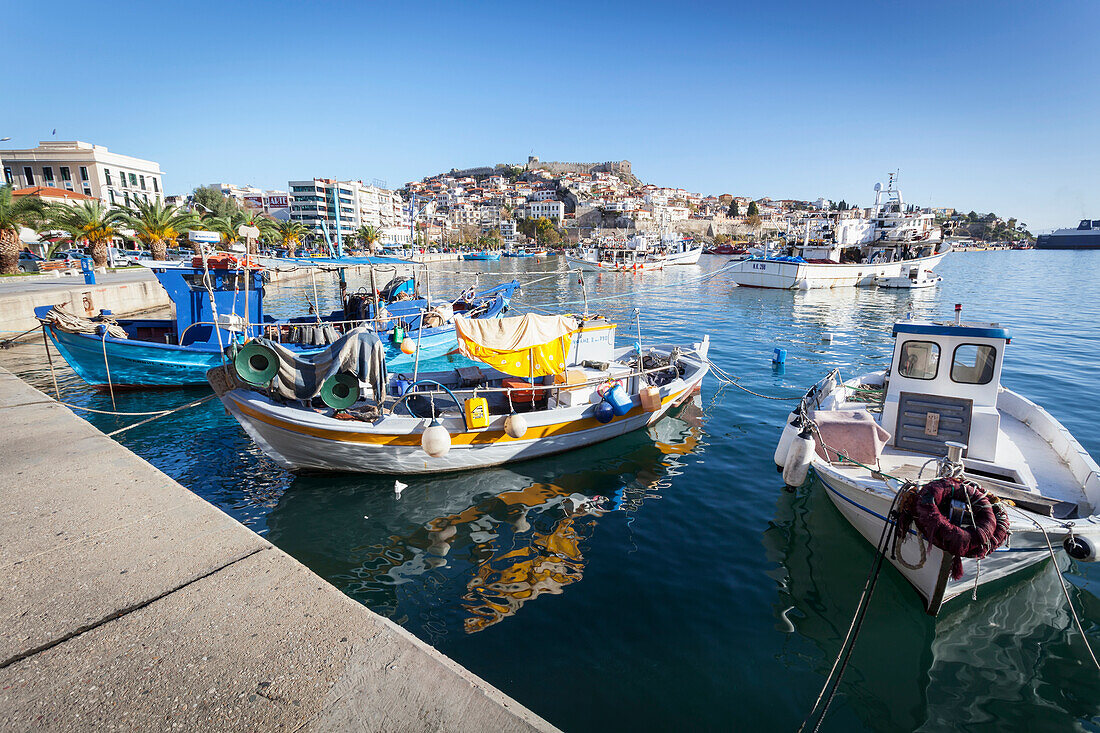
17, 252, 44, 273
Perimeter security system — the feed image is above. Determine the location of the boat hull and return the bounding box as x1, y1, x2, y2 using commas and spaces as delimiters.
814, 465, 1051, 614
655, 246, 703, 266
46, 326, 224, 387
564, 256, 664, 272
728, 250, 949, 289
218, 347, 709, 475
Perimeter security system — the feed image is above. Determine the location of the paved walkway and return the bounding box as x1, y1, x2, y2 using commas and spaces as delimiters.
0, 369, 556, 731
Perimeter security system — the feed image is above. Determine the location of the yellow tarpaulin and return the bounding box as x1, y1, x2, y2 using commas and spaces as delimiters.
455, 314, 580, 377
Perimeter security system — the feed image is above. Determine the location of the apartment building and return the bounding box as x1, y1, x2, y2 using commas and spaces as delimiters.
210, 182, 290, 220
289, 178, 406, 243
522, 200, 565, 224
1, 140, 164, 209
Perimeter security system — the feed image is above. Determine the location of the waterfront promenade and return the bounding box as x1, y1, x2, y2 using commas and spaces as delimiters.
0, 368, 556, 731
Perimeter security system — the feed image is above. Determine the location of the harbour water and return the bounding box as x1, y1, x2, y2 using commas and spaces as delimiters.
4, 251, 1099, 731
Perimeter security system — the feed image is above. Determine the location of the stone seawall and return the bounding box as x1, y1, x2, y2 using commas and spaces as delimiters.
0, 368, 558, 731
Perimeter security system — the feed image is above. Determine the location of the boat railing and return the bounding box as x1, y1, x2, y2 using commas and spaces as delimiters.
395, 357, 696, 408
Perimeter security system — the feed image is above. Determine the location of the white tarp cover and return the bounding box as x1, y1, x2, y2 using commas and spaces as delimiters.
454, 314, 579, 354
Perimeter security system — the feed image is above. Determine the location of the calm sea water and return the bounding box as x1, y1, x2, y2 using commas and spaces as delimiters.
4, 251, 1099, 731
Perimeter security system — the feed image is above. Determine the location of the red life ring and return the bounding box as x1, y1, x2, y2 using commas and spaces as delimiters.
897, 477, 1010, 580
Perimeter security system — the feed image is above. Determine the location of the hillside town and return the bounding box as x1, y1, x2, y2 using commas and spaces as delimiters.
0, 141, 1032, 264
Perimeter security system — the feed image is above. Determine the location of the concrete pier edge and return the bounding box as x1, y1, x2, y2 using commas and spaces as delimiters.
0, 367, 557, 731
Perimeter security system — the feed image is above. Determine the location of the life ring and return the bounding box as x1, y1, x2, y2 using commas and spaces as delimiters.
895, 477, 1010, 580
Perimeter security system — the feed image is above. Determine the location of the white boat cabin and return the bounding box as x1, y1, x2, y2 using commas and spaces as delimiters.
881, 315, 1008, 467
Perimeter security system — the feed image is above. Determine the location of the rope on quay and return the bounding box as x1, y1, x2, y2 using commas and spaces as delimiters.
55, 394, 218, 437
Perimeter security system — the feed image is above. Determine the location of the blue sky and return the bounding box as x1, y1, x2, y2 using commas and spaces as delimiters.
2, 0, 1096, 231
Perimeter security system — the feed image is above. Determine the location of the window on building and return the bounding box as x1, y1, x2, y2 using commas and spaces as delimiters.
897, 340, 940, 380
951, 344, 997, 385
80, 166, 89, 181
23, 167, 34, 186
124, 192, 130, 206
104, 168, 112, 185
109, 190, 116, 204
152, 178, 159, 193
60, 166, 71, 182
120, 171, 127, 187
83, 188, 92, 197
129, 173, 138, 187
42, 167, 54, 184
140, 175, 146, 191
3, 167, 12, 185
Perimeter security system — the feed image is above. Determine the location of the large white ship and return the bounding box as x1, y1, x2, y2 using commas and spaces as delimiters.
727, 176, 950, 289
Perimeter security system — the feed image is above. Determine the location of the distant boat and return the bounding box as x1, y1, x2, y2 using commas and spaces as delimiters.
463, 251, 502, 261
1036, 219, 1100, 249
873, 265, 943, 289
726, 175, 950, 289
703, 242, 750, 256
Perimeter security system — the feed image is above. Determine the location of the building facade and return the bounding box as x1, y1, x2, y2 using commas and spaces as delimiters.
1, 141, 164, 209
209, 182, 290, 221
289, 178, 408, 246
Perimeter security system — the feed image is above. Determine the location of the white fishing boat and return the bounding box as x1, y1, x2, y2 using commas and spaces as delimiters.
566, 233, 702, 272
212, 313, 710, 474
728, 175, 950, 289
775, 305, 1100, 615
873, 265, 943, 289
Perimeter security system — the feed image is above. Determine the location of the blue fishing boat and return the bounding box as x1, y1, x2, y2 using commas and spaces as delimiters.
38, 260, 518, 388
462, 251, 502, 261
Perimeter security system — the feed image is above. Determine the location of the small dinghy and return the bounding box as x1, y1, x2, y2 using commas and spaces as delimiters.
775, 305, 1100, 615
874, 265, 942, 289
211, 314, 710, 474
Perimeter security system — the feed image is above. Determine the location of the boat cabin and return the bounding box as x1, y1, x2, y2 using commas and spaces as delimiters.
150, 265, 265, 346
880, 315, 1009, 464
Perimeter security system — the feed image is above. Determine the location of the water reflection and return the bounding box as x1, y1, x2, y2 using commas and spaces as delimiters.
765, 477, 1100, 731
266, 398, 705, 640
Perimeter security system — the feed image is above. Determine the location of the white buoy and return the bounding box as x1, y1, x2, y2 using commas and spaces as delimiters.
504, 413, 528, 439
421, 418, 451, 458
773, 410, 803, 468
782, 426, 816, 488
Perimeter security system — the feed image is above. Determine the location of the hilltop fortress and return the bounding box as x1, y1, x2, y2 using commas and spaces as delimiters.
441, 158, 638, 187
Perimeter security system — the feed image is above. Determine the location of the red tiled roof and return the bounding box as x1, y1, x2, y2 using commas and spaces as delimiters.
13, 186, 96, 201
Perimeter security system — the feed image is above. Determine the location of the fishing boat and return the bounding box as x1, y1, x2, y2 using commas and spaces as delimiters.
873, 265, 943, 289
463, 251, 502, 261
728, 176, 950, 289
37, 257, 517, 388
566, 233, 701, 272
211, 313, 710, 474
775, 305, 1100, 614
703, 242, 750, 256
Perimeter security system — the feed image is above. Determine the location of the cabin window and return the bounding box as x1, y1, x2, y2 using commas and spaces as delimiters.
951, 344, 997, 385
898, 340, 940, 380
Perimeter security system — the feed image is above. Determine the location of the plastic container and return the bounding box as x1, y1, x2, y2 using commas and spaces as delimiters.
464, 397, 489, 429
640, 385, 661, 412
603, 383, 633, 416
392, 326, 405, 343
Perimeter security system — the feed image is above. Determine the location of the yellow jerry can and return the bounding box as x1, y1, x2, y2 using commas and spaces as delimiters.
464, 397, 490, 429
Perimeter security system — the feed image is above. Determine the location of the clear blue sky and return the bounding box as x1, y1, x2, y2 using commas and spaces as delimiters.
2, 0, 1096, 231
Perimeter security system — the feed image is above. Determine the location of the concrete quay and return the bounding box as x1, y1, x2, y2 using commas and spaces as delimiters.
0, 270, 172, 339
0, 369, 556, 732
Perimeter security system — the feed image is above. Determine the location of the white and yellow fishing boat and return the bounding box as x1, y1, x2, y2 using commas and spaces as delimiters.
210, 314, 710, 474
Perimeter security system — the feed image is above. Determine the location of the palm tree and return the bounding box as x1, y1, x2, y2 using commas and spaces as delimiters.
0, 185, 46, 275
272, 219, 308, 256
46, 200, 125, 268
119, 198, 198, 260
355, 224, 382, 253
